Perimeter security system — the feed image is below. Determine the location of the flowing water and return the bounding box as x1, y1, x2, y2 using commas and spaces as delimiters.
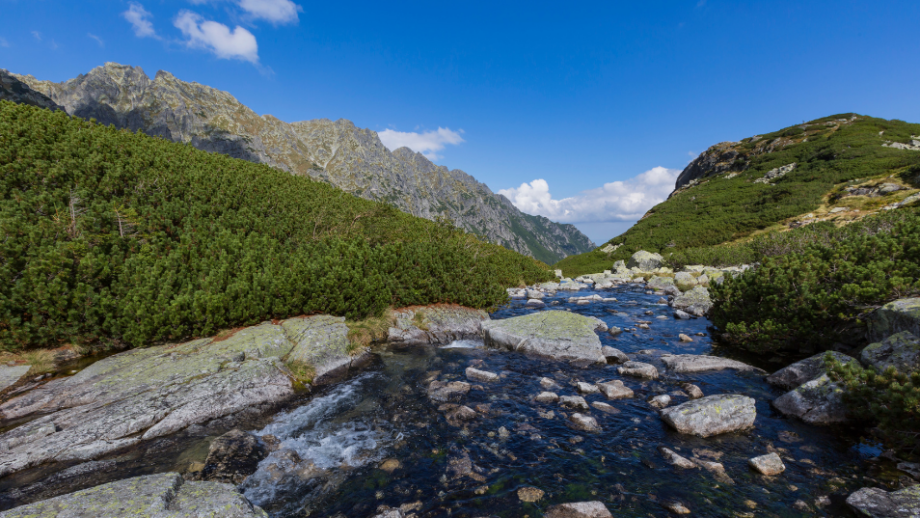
235, 284, 881, 517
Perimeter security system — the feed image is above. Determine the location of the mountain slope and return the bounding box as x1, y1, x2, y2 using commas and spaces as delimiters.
556, 113, 920, 276
9, 62, 594, 263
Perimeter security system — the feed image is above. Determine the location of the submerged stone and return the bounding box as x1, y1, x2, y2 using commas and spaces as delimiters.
748, 452, 785, 476
481, 311, 607, 363
465, 367, 499, 383
427, 380, 471, 403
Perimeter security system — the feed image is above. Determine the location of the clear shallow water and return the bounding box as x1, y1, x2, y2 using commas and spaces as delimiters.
241, 284, 878, 518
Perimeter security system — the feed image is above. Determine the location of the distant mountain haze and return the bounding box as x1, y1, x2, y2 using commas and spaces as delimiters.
5, 63, 594, 263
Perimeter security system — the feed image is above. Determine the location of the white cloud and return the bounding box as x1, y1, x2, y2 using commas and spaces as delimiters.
88, 33, 105, 47
238, 0, 301, 24
123, 3, 158, 38
498, 166, 681, 223
31, 31, 41, 41
377, 127, 465, 161
174, 10, 259, 63
0, 37, 9, 48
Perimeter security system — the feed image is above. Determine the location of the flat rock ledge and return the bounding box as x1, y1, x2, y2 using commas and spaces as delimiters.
0, 472, 267, 517
387, 305, 490, 346
545, 501, 613, 518
660, 395, 756, 437
846, 485, 920, 518
481, 311, 607, 363
662, 354, 764, 374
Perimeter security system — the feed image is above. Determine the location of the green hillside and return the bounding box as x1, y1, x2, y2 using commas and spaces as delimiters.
0, 101, 552, 350
556, 114, 920, 276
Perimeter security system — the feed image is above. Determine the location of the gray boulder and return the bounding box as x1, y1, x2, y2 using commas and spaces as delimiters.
617, 361, 659, 379
674, 272, 698, 292
568, 413, 602, 433
672, 287, 713, 317
596, 380, 634, 400
772, 374, 848, 425
846, 485, 920, 518
387, 305, 489, 346
766, 351, 857, 390
868, 298, 920, 343
481, 311, 607, 363
601, 346, 628, 364
0, 323, 299, 479
662, 354, 764, 374
647, 276, 676, 291
0, 472, 267, 517
627, 250, 663, 271
560, 395, 590, 411
861, 331, 920, 373
748, 452, 785, 475
545, 501, 613, 518
660, 395, 756, 437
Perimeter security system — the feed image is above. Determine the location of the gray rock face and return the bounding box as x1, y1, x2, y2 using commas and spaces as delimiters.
0, 70, 63, 111
868, 298, 920, 343
661, 354, 764, 374
0, 365, 30, 392
10, 63, 593, 262
674, 141, 744, 191
617, 361, 659, 380
660, 395, 756, 437
766, 351, 857, 390
545, 501, 613, 518
861, 331, 920, 373
283, 315, 358, 384
481, 311, 607, 363
672, 287, 713, 317
627, 251, 663, 271
0, 323, 299, 478
772, 374, 847, 425
387, 305, 489, 346
846, 485, 920, 518
748, 452, 785, 475
0, 473, 267, 517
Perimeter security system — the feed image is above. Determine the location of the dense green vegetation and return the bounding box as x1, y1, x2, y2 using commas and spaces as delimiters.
0, 101, 552, 350
556, 114, 920, 277
710, 209, 920, 354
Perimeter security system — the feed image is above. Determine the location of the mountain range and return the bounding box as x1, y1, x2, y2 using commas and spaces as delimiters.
1, 63, 593, 263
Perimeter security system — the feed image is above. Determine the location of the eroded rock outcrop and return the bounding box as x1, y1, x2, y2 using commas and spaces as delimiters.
387, 305, 489, 346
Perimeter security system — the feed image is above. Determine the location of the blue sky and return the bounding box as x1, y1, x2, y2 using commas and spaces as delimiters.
2, 0, 919, 244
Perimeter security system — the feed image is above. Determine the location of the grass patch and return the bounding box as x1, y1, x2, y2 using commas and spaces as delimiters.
346, 311, 396, 354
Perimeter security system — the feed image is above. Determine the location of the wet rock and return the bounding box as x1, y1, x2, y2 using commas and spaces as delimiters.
601, 346, 628, 364
772, 374, 848, 425
648, 395, 671, 409
596, 380, 634, 400
576, 382, 600, 395
444, 405, 478, 426
446, 451, 487, 482
559, 395, 590, 411
0, 323, 299, 479
696, 459, 734, 484
659, 447, 697, 469
0, 365, 30, 392
387, 305, 491, 346
465, 367, 499, 383
681, 383, 704, 399
372, 509, 405, 518
540, 377, 563, 390
535, 392, 560, 404
526, 298, 546, 307
0, 472, 267, 517
379, 459, 401, 473
672, 286, 713, 317
660, 395, 756, 437
860, 331, 920, 373
192, 429, 268, 485
481, 311, 607, 363
868, 298, 920, 343
765, 351, 857, 390
568, 413, 602, 433
674, 310, 692, 320
591, 402, 619, 414
526, 289, 545, 299
517, 486, 545, 502
607, 327, 623, 337
846, 485, 920, 517
627, 251, 663, 271
662, 354, 764, 374
664, 501, 691, 514
545, 501, 613, 518
748, 452, 785, 475
427, 380, 471, 403
617, 361, 659, 379
678, 334, 693, 342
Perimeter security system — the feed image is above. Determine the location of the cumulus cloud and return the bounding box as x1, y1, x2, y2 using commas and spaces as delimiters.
498, 166, 680, 223
238, 0, 301, 24
123, 3, 158, 38
88, 33, 105, 47
175, 10, 259, 63
377, 127, 465, 161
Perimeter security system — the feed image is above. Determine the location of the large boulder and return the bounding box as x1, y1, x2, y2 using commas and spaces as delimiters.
0, 472, 267, 517
860, 331, 920, 373
659, 395, 756, 437
283, 315, 366, 384
662, 354, 764, 374
846, 485, 920, 518
766, 351, 858, 390
671, 287, 712, 317
545, 501, 613, 518
0, 323, 299, 478
387, 305, 489, 346
772, 374, 848, 425
673, 272, 698, 292
481, 311, 607, 363
627, 251, 663, 271
868, 298, 920, 343
647, 276, 676, 291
